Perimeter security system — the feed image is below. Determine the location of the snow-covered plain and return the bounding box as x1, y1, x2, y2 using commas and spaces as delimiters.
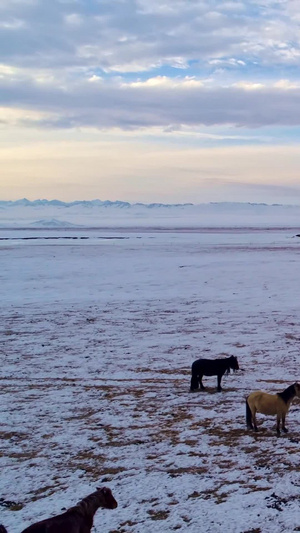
1, 205, 300, 532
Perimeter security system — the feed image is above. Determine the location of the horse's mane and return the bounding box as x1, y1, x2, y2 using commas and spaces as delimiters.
277, 383, 297, 404
69, 490, 104, 518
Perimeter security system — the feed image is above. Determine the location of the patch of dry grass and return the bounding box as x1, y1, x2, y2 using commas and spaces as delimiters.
147, 509, 170, 520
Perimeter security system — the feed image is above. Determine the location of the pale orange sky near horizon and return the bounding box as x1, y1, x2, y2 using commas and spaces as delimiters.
1, 132, 300, 205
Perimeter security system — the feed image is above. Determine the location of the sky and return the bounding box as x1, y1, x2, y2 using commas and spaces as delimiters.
1, 0, 300, 204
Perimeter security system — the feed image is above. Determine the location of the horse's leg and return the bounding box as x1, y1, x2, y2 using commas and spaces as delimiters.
217, 373, 222, 392
252, 410, 258, 432
282, 414, 288, 433
276, 415, 281, 435
190, 373, 199, 391
199, 374, 205, 390
246, 399, 253, 430
190, 362, 200, 392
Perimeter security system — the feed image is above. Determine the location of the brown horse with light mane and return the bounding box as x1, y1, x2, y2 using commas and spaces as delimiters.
246, 382, 300, 435
0, 487, 117, 533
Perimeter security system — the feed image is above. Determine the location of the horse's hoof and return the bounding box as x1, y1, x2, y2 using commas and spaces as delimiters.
282, 428, 288, 433
247, 425, 253, 430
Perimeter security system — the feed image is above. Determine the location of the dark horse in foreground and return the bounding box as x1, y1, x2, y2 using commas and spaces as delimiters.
0, 487, 117, 533
246, 382, 300, 435
190, 355, 239, 392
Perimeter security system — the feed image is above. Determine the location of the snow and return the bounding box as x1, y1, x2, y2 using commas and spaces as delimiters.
1, 217, 300, 532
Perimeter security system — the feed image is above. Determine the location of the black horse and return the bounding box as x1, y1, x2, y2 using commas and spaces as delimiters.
0, 487, 117, 533
190, 355, 239, 392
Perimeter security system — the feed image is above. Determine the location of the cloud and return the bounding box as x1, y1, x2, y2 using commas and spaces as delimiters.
0, 0, 300, 134
2, 71, 300, 131
1, 0, 300, 73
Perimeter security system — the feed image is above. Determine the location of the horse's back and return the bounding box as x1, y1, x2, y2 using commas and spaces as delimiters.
247, 391, 266, 402
22, 523, 80, 533
247, 391, 286, 416
192, 358, 205, 366
21, 513, 82, 533
192, 358, 221, 375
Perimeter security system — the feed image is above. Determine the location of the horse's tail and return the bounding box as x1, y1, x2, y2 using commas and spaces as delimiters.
246, 397, 252, 428
190, 361, 199, 391
0, 525, 8, 533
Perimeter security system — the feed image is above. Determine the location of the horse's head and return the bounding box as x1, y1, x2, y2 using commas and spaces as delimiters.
96, 487, 118, 509
294, 382, 300, 398
229, 356, 239, 372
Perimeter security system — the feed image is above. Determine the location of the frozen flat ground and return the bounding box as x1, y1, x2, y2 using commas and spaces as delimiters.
1, 227, 300, 532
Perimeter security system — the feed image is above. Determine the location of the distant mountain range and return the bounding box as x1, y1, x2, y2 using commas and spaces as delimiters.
1, 199, 299, 228
0, 199, 297, 209
0, 199, 193, 209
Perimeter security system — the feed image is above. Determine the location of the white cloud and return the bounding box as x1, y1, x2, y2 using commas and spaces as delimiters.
64, 13, 82, 26
124, 76, 204, 89
233, 81, 265, 90
209, 58, 246, 67
0, 64, 20, 77
0, 18, 25, 29
274, 79, 300, 89
88, 74, 103, 83
0, 106, 53, 125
